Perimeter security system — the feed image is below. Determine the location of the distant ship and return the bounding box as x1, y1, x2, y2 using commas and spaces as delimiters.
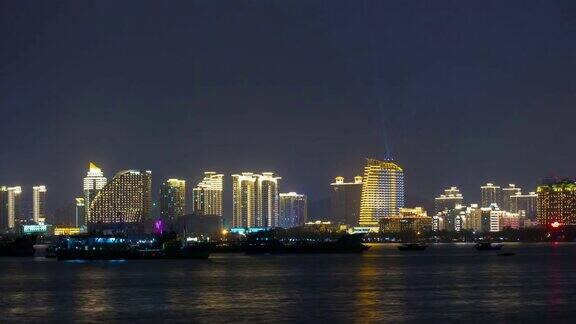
54, 234, 211, 260
474, 242, 503, 251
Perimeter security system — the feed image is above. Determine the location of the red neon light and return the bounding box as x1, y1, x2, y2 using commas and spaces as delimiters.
551, 221, 561, 228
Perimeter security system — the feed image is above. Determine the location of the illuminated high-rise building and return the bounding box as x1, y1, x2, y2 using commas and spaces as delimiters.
481, 183, 502, 208
89, 170, 152, 224
75, 197, 85, 227
434, 187, 464, 214
537, 180, 576, 226
330, 176, 363, 226
510, 191, 537, 220
83, 162, 107, 224
160, 179, 186, 221
501, 184, 521, 211
255, 172, 281, 227
232, 173, 257, 227
279, 192, 307, 228
7, 186, 22, 229
0, 187, 8, 230
32, 185, 47, 223
359, 158, 405, 228
192, 172, 223, 217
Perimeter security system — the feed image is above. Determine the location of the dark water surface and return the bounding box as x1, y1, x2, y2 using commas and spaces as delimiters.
1, 243, 576, 323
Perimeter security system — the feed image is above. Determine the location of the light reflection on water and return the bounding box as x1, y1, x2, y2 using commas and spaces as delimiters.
1, 243, 576, 322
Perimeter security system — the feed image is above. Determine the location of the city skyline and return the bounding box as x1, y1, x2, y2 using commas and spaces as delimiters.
2, 2, 574, 215
0, 160, 556, 225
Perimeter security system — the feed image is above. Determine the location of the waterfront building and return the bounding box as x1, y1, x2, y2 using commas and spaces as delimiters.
54, 227, 82, 236
232, 173, 257, 227
75, 197, 85, 227
510, 191, 538, 220
432, 213, 444, 232
83, 163, 107, 225
192, 172, 224, 217
359, 158, 405, 229
0, 187, 8, 230
32, 185, 47, 223
330, 176, 363, 226
279, 192, 307, 228
6, 186, 22, 229
481, 183, 502, 208
499, 212, 521, 230
160, 179, 186, 221
89, 170, 152, 224
466, 204, 483, 231
434, 187, 464, 214
501, 184, 521, 211
433, 204, 484, 232
537, 180, 576, 226
380, 207, 431, 233
255, 173, 281, 227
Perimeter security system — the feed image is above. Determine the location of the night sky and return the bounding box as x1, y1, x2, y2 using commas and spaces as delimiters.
1, 1, 576, 218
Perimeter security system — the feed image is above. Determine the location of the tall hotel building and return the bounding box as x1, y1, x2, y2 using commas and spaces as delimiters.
83, 163, 107, 224
160, 179, 186, 221
6, 186, 22, 229
510, 191, 537, 220
75, 197, 85, 227
358, 158, 405, 228
255, 173, 281, 227
192, 172, 224, 217
501, 184, 521, 211
481, 183, 502, 208
89, 170, 152, 224
279, 192, 307, 228
232, 172, 280, 228
434, 187, 464, 214
232, 173, 257, 228
330, 176, 363, 226
32, 185, 47, 223
537, 180, 576, 226
0, 187, 8, 230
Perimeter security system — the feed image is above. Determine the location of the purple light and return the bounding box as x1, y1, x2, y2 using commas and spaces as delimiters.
154, 219, 164, 234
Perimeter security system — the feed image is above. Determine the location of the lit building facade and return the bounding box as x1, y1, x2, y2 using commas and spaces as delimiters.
255, 173, 281, 228
501, 184, 521, 211
232, 173, 257, 228
192, 172, 224, 217
510, 191, 538, 220
330, 176, 363, 226
75, 197, 85, 227
32, 185, 47, 223
7, 186, 22, 229
83, 162, 107, 225
380, 207, 431, 233
0, 187, 8, 230
359, 158, 404, 228
481, 183, 502, 208
232, 172, 280, 228
160, 179, 186, 221
433, 204, 482, 232
434, 187, 464, 214
89, 170, 152, 224
279, 192, 307, 228
537, 181, 576, 226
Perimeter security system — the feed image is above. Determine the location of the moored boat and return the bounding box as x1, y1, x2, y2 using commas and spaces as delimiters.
397, 243, 428, 251
0, 235, 37, 257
